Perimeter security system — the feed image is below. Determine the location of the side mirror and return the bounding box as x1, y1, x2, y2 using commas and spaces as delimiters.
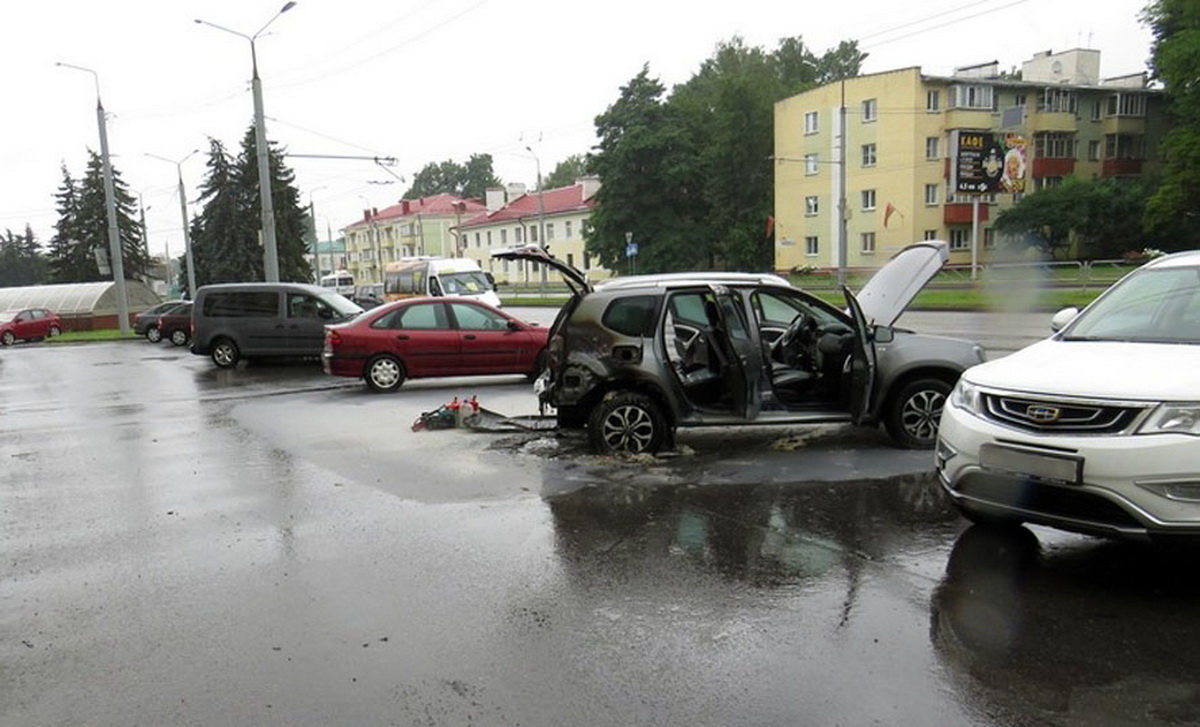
873, 325, 894, 344
1050, 307, 1079, 333
507, 320, 521, 331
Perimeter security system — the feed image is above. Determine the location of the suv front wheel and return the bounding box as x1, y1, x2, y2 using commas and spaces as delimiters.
884, 377, 952, 449
587, 392, 668, 455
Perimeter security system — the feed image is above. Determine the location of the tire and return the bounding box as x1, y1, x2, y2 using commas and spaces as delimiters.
146, 327, 162, 343
1, 331, 14, 346
364, 354, 405, 392
48, 325, 61, 338
169, 329, 189, 347
587, 392, 668, 455
211, 338, 240, 369
885, 377, 952, 449
526, 349, 548, 382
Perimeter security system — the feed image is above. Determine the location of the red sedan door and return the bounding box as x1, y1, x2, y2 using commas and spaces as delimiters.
447, 301, 535, 375
376, 301, 462, 377
15, 310, 50, 340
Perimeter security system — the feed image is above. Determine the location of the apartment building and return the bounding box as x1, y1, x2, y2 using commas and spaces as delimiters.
773, 49, 1166, 273
341, 194, 488, 285
458, 177, 612, 284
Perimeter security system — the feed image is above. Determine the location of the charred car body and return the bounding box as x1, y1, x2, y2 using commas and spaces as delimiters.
494, 242, 985, 454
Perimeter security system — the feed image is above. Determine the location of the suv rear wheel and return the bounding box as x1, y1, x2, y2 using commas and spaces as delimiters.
211, 337, 241, 369
587, 392, 667, 455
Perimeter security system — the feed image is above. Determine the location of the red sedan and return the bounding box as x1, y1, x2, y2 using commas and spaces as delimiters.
322, 298, 548, 392
0, 308, 63, 346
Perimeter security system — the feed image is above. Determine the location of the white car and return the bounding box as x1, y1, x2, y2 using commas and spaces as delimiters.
937, 250, 1200, 541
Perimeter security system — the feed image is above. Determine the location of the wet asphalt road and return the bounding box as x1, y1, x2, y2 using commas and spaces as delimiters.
3, 312, 1199, 726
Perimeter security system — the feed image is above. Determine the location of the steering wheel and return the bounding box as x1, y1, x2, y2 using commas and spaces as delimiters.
774, 312, 816, 367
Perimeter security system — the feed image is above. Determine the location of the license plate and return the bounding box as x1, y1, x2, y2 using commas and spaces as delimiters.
980, 443, 1083, 485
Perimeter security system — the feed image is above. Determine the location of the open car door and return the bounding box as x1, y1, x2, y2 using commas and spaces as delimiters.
708, 285, 763, 420
843, 287, 877, 424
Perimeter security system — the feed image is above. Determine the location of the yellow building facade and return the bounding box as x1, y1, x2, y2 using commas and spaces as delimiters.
773, 50, 1166, 273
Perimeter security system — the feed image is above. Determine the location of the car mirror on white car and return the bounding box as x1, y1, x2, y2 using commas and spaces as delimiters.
1050, 307, 1079, 332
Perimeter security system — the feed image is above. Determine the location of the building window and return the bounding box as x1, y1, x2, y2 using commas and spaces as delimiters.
805, 195, 819, 216
515, 227, 523, 243
529, 225, 538, 243
1087, 140, 1101, 161
547, 223, 555, 241
475, 232, 481, 248
486, 231, 492, 246
860, 232, 876, 254
804, 110, 819, 134
861, 98, 877, 122
1038, 176, 1064, 190
1034, 132, 1077, 159
925, 136, 940, 160
1038, 88, 1078, 114
984, 229, 996, 249
950, 228, 969, 250
1092, 100, 1103, 121
861, 189, 876, 211
861, 143, 876, 167
500, 229, 508, 245
1013, 93, 1027, 107
805, 236, 819, 256
565, 220, 573, 238
924, 184, 939, 206
805, 153, 819, 175
1106, 93, 1147, 117
1105, 134, 1145, 159
923, 229, 938, 241
567, 253, 574, 268
927, 90, 940, 111
949, 84, 994, 110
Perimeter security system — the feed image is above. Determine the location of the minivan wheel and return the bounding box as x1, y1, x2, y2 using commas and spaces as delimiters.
587, 392, 667, 455
211, 338, 240, 369
146, 326, 162, 343
169, 329, 189, 347
365, 354, 405, 392
885, 377, 952, 449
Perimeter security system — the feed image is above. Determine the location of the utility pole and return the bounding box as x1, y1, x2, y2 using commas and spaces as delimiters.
837, 78, 849, 288
147, 151, 200, 297
526, 146, 547, 296
58, 62, 130, 335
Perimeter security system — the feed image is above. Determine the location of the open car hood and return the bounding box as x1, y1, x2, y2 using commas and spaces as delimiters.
852, 240, 948, 327
491, 245, 592, 297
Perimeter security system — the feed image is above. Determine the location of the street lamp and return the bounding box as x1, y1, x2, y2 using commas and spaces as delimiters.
56, 62, 131, 335
146, 150, 200, 298
195, 1, 297, 283
308, 186, 327, 284
525, 146, 548, 294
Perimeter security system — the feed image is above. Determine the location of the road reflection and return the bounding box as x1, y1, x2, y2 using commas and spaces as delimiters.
930, 525, 1200, 724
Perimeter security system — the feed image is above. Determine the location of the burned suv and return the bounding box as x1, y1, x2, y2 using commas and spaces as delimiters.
496, 242, 984, 454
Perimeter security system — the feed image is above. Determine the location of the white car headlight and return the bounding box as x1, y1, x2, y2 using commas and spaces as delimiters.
1138, 403, 1200, 436
949, 378, 983, 415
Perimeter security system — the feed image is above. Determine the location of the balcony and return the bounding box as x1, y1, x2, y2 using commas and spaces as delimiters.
1032, 157, 1076, 178
1101, 116, 1146, 136
1102, 158, 1143, 177
944, 202, 989, 225
1027, 111, 1078, 133
944, 108, 994, 130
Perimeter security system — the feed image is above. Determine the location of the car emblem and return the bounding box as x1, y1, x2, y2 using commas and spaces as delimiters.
1025, 405, 1060, 423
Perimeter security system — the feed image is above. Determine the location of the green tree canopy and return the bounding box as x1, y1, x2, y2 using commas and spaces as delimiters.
585, 36, 865, 274
0, 225, 48, 287
403, 154, 502, 200
541, 154, 590, 190
46, 152, 149, 283
993, 178, 1152, 260
1142, 0, 1200, 247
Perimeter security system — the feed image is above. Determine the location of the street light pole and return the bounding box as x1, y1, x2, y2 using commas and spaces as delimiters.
57, 62, 130, 335
525, 146, 547, 295
308, 186, 327, 285
146, 150, 200, 298
195, 1, 296, 283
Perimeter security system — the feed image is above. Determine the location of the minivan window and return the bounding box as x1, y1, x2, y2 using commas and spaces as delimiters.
602, 295, 658, 337
202, 291, 278, 317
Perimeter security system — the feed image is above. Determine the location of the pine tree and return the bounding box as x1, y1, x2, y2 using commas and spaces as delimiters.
235, 126, 312, 282
47, 164, 94, 282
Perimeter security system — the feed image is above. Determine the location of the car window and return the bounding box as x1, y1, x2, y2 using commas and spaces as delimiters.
375, 302, 448, 330
751, 290, 840, 328
450, 302, 506, 330
602, 295, 659, 337
1065, 267, 1200, 343
203, 291, 278, 317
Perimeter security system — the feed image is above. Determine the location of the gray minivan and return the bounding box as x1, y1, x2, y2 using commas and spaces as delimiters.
190, 282, 363, 368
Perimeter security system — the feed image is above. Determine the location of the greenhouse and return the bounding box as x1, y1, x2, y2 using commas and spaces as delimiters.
0, 281, 163, 331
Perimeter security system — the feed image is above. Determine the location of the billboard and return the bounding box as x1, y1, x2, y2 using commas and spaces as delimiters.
951, 131, 1026, 194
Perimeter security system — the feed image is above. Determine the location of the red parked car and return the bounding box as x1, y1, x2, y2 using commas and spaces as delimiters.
155, 302, 193, 346
0, 308, 63, 346
323, 297, 548, 392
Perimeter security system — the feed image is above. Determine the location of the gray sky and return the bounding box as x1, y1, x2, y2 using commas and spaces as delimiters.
1, 0, 1155, 259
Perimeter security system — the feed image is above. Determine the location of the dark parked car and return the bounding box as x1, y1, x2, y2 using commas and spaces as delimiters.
322, 297, 548, 392
494, 242, 985, 454
351, 284, 385, 310
0, 308, 63, 346
134, 300, 185, 342
191, 283, 363, 369
156, 302, 194, 346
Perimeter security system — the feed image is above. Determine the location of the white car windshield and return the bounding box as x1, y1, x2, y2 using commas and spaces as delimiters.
1062, 266, 1200, 344
440, 271, 491, 295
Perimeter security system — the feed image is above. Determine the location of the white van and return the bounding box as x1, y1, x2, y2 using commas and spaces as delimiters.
382, 257, 501, 307
319, 270, 355, 296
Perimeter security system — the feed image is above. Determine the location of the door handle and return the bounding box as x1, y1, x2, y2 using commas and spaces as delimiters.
464, 334, 477, 340
395, 334, 409, 340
